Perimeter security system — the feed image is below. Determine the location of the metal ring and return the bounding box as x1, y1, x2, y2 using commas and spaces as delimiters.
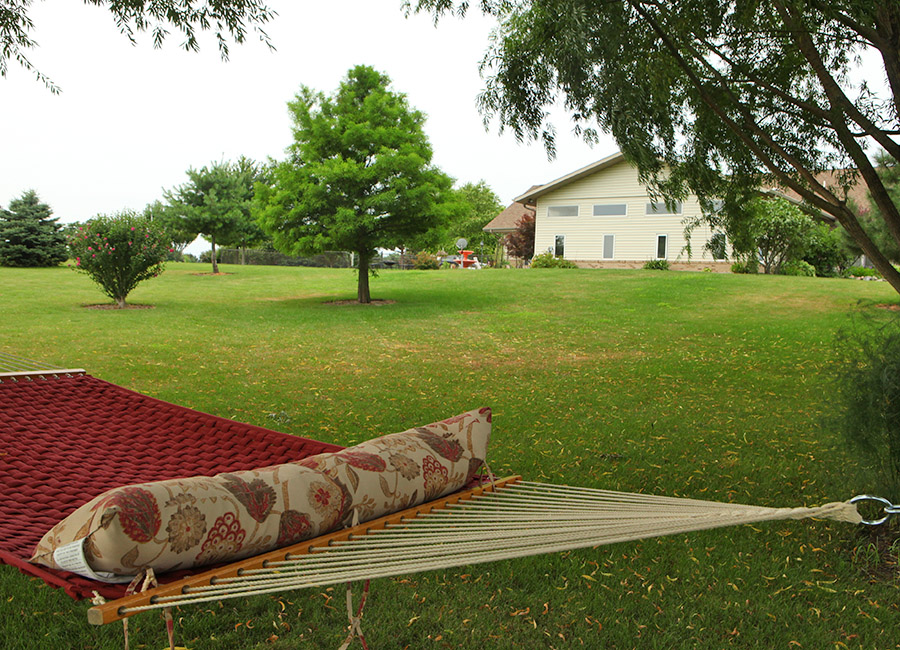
850, 495, 896, 526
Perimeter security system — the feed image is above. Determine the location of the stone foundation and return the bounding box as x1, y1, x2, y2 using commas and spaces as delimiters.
572, 260, 733, 272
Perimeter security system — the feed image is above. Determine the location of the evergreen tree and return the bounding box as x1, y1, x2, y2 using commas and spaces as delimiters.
0, 190, 67, 267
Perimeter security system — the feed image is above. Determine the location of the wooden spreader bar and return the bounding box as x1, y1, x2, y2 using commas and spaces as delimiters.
87, 475, 522, 625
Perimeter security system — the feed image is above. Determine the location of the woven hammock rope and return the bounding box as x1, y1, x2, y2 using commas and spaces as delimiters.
114, 479, 860, 616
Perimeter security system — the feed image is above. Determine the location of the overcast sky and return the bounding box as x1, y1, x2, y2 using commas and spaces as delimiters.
1, 0, 614, 242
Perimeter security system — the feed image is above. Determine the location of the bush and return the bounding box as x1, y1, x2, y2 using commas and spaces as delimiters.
801, 223, 855, 277
530, 252, 578, 268
779, 259, 816, 277
836, 318, 900, 501
731, 258, 759, 274
848, 266, 881, 278
412, 251, 440, 270
643, 259, 670, 271
67, 211, 171, 308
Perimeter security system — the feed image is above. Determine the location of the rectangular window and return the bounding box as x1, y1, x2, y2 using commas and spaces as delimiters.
603, 234, 615, 260
554, 235, 565, 258
547, 205, 579, 217
593, 204, 627, 216
708, 232, 727, 260
646, 201, 683, 215
656, 234, 668, 259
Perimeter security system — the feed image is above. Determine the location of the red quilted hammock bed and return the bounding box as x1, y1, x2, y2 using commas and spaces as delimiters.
0, 372, 343, 600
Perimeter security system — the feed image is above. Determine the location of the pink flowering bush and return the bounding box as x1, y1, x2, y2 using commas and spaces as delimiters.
67, 211, 171, 308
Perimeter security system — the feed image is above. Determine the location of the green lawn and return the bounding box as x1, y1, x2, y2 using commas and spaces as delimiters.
2, 263, 899, 649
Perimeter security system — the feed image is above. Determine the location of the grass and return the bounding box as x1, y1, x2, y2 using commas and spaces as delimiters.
2, 262, 900, 649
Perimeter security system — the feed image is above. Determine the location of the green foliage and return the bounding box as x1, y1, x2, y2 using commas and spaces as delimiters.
801, 223, 855, 277
848, 266, 881, 278
412, 0, 900, 293
731, 258, 759, 274
412, 251, 440, 270
779, 259, 816, 277
836, 317, 900, 501
421, 180, 503, 253
255, 65, 455, 303
2, 0, 276, 92
164, 157, 265, 273
530, 251, 577, 268
66, 210, 170, 307
0, 190, 67, 267
643, 259, 670, 271
857, 150, 900, 263
747, 198, 814, 274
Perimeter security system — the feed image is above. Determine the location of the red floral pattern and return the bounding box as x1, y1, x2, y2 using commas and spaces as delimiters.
196, 512, 246, 565
222, 475, 277, 523
166, 505, 207, 553
422, 455, 450, 501
415, 430, 464, 462
277, 510, 312, 546
103, 487, 161, 543
338, 450, 387, 472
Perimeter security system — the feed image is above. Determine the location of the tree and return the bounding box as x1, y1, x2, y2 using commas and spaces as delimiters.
412, 0, 900, 295
255, 65, 455, 303
67, 210, 170, 308
505, 213, 535, 264
849, 149, 900, 264
448, 181, 503, 258
0, 189, 67, 267
2, 0, 275, 92
143, 200, 196, 260
164, 157, 264, 273
746, 197, 813, 274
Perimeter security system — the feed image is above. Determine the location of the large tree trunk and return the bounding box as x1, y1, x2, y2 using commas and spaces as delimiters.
211, 234, 219, 274
357, 249, 371, 303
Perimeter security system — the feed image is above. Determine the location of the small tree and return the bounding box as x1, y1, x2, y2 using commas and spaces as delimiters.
256, 65, 455, 303
746, 198, 813, 274
67, 211, 170, 308
164, 157, 264, 273
504, 213, 535, 265
0, 190, 67, 267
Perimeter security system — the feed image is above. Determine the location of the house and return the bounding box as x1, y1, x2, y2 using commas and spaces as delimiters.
482, 200, 535, 236
511, 152, 729, 269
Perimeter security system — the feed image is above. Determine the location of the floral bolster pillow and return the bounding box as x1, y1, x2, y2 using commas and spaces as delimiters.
30, 407, 491, 581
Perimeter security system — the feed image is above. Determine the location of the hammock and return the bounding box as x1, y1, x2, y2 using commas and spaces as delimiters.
0, 355, 874, 635
0, 361, 342, 599
88, 474, 860, 625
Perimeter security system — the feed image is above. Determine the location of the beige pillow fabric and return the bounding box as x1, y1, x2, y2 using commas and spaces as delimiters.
30, 407, 492, 580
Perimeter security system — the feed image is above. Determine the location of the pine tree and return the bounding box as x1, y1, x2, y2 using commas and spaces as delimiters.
0, 190, 67, 267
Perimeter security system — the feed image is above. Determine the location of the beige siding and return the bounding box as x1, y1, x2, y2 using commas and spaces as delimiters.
533, 159, 727, 263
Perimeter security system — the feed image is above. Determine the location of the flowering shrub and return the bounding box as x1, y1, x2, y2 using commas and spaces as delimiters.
67, 211, 171, 308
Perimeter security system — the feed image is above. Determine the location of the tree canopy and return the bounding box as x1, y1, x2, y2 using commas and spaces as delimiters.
2, 0, 275, 91
255, 65, 455, 303
0, 189, 67, 267
411, 0, 900, 294
163, 157, 265, 273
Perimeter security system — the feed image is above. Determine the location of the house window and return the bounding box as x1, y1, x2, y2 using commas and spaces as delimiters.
656, 234, 668, 259
548, 205, 579, 217
593, 204, 627, 216
555, 235, 565, 257
646, 201, 682, 215
708, 232, 727, 261
603, 234, 615, 260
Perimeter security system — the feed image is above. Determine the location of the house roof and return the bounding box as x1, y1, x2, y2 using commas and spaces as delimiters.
514, 151, 626, 203
483, 201, 535, 233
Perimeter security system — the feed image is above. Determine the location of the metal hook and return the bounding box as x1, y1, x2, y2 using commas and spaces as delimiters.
849, 495, 900, 526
